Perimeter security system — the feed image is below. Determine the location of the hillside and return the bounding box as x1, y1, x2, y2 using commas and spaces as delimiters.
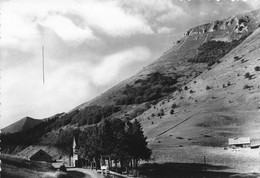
2, 9, 260, 171
130, 27, 260, 172
136, 26, 260, 147
74, 9, 260, 110
1, 117, 43, 134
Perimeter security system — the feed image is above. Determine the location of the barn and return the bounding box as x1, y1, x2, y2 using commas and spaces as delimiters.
228, 137, 250, 148
29, 149, 52, 162
17, 146, 63, 163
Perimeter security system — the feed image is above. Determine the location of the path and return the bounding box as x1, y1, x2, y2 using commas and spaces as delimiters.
66, 168, 127, 178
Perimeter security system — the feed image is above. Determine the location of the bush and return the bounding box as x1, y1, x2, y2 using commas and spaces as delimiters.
190, 90, 195, 93
244, 72, 254, 80
254, 66, 260, 71
206, 86, 211, 90
170, 109, 174, 115
188, 33, 251, 65
160, 109, 164, 116
234, 56, 242, 61
243, 84, 252, 89
171, 103, 178, 109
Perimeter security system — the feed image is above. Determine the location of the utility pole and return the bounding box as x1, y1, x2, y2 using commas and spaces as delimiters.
42, 45, 45, 84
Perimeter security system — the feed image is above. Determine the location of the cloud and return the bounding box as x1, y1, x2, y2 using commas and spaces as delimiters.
92, 46, 151, 86
65, 0, 153, 37
41, 14, 96, 43
1, 45, 150, 127
0, 0, 154, 51
244, 1, 260, 10
121, 0, 187, 30
1, 58, 94, 127
157, 27, 173, 34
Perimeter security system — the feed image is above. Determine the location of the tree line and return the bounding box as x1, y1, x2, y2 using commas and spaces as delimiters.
77, 118, 151, 172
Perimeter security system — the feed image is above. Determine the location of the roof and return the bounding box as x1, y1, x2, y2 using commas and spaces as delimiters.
17, 145, 64, 160
30, 149, 52, 160
228, 137, 250, 145
250, 139, 260, 147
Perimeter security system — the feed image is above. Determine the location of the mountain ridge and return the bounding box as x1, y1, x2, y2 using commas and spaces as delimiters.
1, 117, 43, 134
72, 9, 260, 111
3, 9, 260, 162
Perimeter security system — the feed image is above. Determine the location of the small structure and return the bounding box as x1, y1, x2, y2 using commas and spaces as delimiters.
17, 145, 63, 163
29, 149, 52, 162
250, 140, 260, 149
70, 136, 79, 167
228, 137, 250, 148
101, 165, 110, 174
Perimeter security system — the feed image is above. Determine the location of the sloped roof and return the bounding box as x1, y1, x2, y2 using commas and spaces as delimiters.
228, 137, 250, 145
30, 149, 52, 160
250, 139, 260, 147
17, 145, 63, 160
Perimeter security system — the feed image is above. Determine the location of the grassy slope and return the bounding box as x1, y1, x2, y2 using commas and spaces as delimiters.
135, 28, 260, 168
73, 10, 260, 110
41, 10, 260, 153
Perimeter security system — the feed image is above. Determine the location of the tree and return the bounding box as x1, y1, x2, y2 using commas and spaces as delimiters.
255, 66, 260, 71
128, 120, 151, 169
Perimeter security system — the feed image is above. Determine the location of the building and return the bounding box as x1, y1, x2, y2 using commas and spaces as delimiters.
70, 136, 79, 167
228, 137, 250, 148
250, 140, 260, 149
29, 149, 53, 162
17, 145, 63, 163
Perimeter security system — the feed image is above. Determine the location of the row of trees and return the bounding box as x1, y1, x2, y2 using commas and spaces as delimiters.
77, 119, 151, 171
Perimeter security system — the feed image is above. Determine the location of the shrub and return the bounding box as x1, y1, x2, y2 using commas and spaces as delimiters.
254, 66, 260, 71
170, 109, 174, 115
243, 84, 252, 89
184, 86, 188, 90
188, 34, 251, 65
244, 72, 255, 80
160, 109, 164, 116
241, 59, 248, 63
190, 90, 195, 93
222, 84, 226, 88
227, 81, 231, 86
206, 86, 211, 90
234, 56, 241, 61
171, 103, 178, 109
245, 72, 250, 78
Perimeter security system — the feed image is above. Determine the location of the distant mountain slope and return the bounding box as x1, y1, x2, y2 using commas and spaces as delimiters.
74, 9, 260, 111
136, 26, 260, 154
1, 117, 43, 134
3, 9, 260, 162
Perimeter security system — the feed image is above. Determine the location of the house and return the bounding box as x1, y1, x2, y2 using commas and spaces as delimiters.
228, 137, 250, 148
17, 145, 63, 163
29, 149, 52, 162
250, 140, 260, 149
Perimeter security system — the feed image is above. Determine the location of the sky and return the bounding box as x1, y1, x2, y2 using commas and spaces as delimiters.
1, 0, 260, 128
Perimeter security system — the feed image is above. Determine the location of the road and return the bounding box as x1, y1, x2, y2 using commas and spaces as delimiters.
66, 168, 126, 178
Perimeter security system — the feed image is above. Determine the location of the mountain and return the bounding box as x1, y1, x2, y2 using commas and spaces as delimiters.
3, 9, 260, 169
1, 117, 43, 134
74, 9, 260, 110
